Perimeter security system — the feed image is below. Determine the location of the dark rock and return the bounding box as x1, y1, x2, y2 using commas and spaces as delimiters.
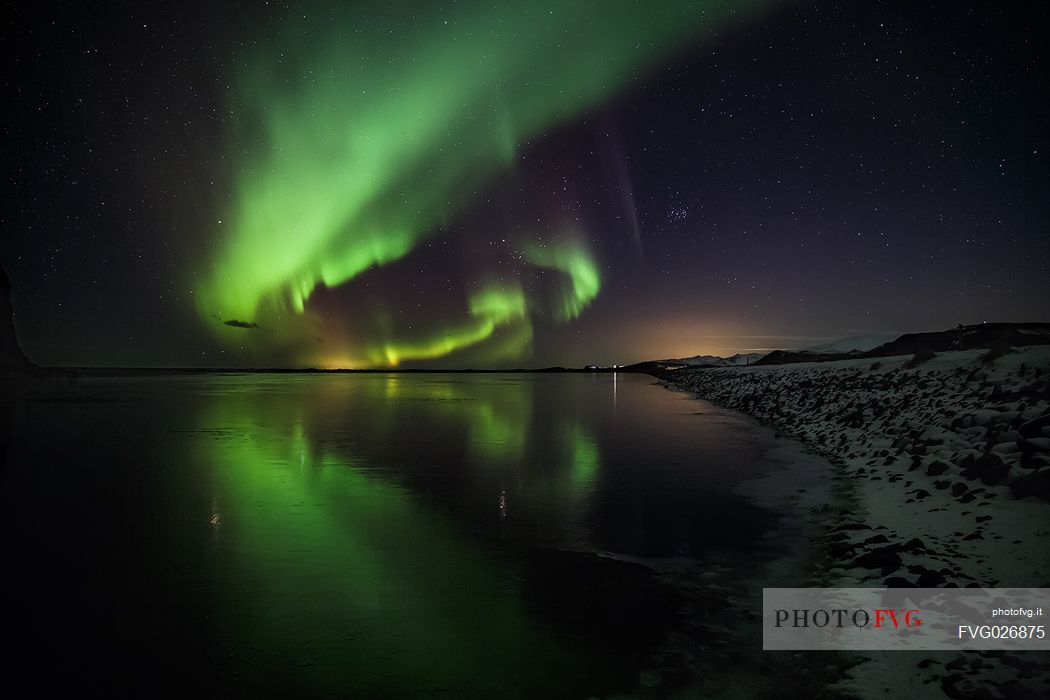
828, 542, 854, 558
917, 570, 947, 587
960, 453, 1011, 485
854, 546, 902, 573
1010, 470, 1050, 503
939, 674, 974, 700
1018, 414, 1050, 440
999, 654, 1040, 675
927, 460, 951, 476
993, 680, 1046, 700
1020, 452, 1050, 470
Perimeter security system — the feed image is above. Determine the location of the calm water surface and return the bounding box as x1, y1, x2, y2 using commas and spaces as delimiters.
6, 373, 790, 697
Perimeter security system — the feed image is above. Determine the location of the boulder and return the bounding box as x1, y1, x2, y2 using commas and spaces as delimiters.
1011, 470, 1050, 503
926, 460, 951, 476
960, 453, 1011, 485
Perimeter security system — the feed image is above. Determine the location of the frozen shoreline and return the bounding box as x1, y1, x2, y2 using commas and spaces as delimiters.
664, 346, 1050, 699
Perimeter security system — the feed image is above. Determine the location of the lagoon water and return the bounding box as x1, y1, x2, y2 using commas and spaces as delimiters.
6, 373, 796, 697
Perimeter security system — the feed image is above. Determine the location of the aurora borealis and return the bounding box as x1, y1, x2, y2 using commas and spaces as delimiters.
196, 0, 769, 367
7, 1, 1049, 368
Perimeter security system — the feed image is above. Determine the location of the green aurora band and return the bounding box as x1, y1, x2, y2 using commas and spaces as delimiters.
526, 238, 601, 324
366, 280, 528, 367
196, 0, 772, 366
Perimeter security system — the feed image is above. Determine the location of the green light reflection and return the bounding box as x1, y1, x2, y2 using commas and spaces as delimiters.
192, 375, 612, 695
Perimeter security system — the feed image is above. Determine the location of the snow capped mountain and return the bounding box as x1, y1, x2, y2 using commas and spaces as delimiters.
676, 355, 724, 366
674, 352, 764, 367
723, 352, 765, 366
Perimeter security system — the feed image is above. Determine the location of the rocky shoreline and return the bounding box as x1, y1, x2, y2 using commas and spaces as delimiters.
663, 345, 1050, 699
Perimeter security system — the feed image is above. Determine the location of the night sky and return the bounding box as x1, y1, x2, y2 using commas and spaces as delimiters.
6, 0, 1049, 369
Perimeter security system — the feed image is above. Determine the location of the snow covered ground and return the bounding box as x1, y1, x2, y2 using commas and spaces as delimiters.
667, 345, 1050, 699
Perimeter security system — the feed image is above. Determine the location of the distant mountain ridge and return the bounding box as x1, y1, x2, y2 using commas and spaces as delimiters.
868, 322, 1050, 358
672, 352, 765, 367
754, 323, 1050, 366
800, 332, 900, 353
629, 322, 1050, 373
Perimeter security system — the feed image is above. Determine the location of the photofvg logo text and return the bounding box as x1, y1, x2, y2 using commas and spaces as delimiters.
762, 588, 1049, 651
774, 607, 922, 630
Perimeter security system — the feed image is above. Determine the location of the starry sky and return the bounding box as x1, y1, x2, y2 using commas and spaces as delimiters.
6, 0, 1049, 369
